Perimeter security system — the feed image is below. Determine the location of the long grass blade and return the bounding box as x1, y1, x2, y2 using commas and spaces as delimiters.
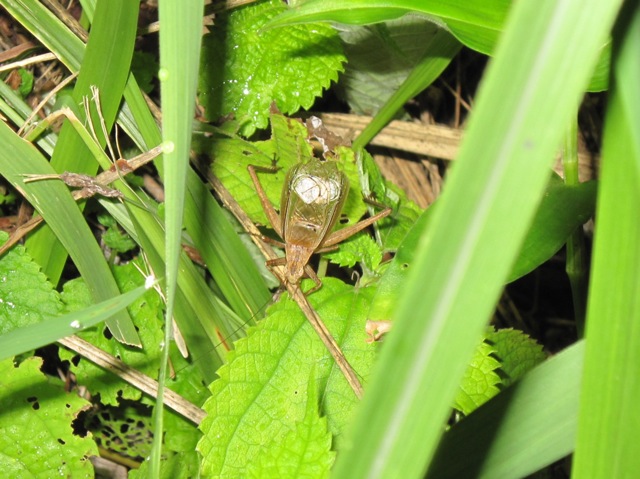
573, 3, 640, 476
22, 0, 139, 287
332, 1, 622, 477
148, 0, 205, 475
0, 283, 153, 362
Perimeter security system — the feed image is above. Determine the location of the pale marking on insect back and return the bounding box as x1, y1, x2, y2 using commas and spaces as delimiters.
293, 174, 341, 205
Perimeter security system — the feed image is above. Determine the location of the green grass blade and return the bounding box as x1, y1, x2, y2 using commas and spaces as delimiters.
183, 173, 271, 318
159, 1, 204, 312
352, 29, 461, 150
24, 0, 139, 286
427, 341, 584, 478
508, 176, 596, 283
332, 1, 622, 478
1, 0, 85, 71
0, 122, 139, 345
0, 283, 152, 362
150, 1, 205, 475
5, 0, 269, 326
0, 81, 56, 154
563, 119, 589, 337
573, 3, 640, 476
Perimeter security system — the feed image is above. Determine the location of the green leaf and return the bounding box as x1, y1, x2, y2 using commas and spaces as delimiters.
453, 339, 501, 416
197, 278, 377, 477
86, 402, 153, 462
427, 341, 584, 478
15, 68, 34, 98
360, 149, 422, 250
266, 0, 509, 54
246, 370, 334, 479
454, 328, 545, 416
486, 328, 546, 386
332, 146, 369, 227
131, 51, 158, 94
98, 214, 137, 254
325, 234, 383, 274
266, 0, 608, 91
508, 174, 597, 282
337, 16, 453, 116
0, 231, 62, 333
377, 182, 422, 250
198, 0, 345, 136
59, 261, 164, 405
0, 357, 98, 477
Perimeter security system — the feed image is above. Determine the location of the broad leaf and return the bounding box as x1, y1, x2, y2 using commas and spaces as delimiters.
199, 0, 345, 136
486, 328, 546, 386
0, 232, 62, 334
266, 0, 609, 91
197, 278, 377, 477
0, 357, 98, 477
337, 15, 457, 116
453, 339, 501, 415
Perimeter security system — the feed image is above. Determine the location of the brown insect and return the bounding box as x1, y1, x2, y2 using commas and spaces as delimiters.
248, 158, 391, 293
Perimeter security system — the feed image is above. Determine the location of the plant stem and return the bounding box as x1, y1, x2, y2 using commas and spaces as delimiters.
563, 119, 588, 338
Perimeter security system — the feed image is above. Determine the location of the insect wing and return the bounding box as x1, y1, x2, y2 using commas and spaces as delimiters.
281, 161, 349, 250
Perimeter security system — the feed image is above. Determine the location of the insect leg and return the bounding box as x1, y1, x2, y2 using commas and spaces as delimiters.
322, 207, 392, 248
247, 164, 284, 239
